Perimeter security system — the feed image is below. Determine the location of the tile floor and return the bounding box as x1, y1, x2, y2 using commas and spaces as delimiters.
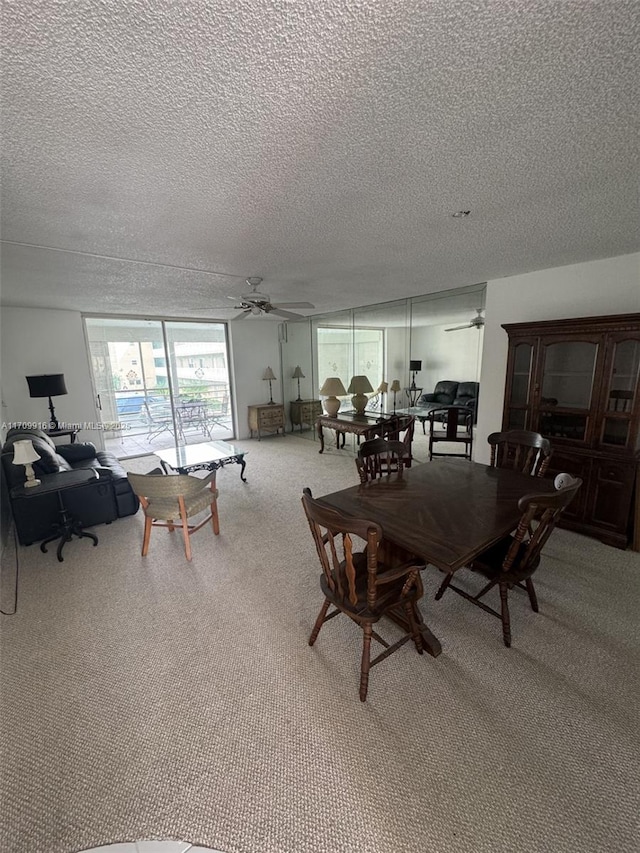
83, 842, 222, 853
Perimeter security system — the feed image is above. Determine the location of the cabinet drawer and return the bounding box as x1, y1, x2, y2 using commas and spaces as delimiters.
259, 410, 284, 426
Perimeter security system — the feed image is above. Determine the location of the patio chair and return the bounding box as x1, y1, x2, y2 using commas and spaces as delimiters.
143, 400, 176, 442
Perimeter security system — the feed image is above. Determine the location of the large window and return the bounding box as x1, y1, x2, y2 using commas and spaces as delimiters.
84, 317, 234, 458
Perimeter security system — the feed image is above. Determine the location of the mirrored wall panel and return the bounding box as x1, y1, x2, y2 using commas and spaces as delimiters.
279, 284, 485, 446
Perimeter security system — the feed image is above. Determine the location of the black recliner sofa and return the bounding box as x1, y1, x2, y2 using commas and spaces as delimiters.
413, 380, 479, 432
1, 427, 139, 545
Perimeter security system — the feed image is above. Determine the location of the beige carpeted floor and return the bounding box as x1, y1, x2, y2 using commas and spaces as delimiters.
1, 434, 639, 853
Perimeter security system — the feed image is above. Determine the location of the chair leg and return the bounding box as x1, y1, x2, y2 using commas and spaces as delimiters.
525, 578, 539, 612
309, 598, 330, 646
404, 602, 424, 655
210, 499, 220, 535
499, 583, 512, 647
359, 623, 372, 702
141, 517, 152, 556
180, 515, 192, 561
435, 573, 453, 600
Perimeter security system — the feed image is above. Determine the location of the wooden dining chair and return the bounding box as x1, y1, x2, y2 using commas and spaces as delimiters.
427, 406, 473, 461
355, 437, 407, 483
434, 473, 582, 646
127, 470, 220, 561
381, 414, 415, 467
487, 429, 552, 477
301, 487, 426, 701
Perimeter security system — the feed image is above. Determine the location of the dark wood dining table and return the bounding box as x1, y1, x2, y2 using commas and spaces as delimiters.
317, 458, 557, 657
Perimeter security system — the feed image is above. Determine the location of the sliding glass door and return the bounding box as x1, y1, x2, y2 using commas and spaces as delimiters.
84, 317, 234, 458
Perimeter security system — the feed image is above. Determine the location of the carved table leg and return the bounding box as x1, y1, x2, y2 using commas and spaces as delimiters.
318, 421, 325, 453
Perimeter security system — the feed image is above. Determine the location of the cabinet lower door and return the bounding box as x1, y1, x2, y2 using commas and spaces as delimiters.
588, 458, 635, 539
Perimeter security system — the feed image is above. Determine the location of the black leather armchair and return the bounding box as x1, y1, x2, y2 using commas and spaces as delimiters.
418, 380, 459, 409
1, 427, 139, 545
453, 381, 479, 421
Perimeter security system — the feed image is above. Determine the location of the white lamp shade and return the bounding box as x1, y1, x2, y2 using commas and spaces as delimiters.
390, 379, 402, 392
347, 375, 374, 394
320, 377, 347, 396
262, 366, 277, 381
292, 365, 305, 379
377, 381, 389, 393
12, 439, 40, 465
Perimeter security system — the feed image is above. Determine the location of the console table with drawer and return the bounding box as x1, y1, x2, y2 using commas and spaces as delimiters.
248, 403, 285, 440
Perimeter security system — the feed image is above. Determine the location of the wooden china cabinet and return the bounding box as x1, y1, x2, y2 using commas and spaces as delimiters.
502, 313, 640, 548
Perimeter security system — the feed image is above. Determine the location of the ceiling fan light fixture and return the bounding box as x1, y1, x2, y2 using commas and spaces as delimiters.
246, 276, 263, 287
451, 210, 471, 218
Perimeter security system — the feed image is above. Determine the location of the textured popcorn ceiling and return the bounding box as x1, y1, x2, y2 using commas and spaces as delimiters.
1, 0, 639, 319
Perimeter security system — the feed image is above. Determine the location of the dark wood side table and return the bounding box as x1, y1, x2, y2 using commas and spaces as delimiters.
11, 469, 100, 562
45, 428, 79, 444
290, 399, 322, 433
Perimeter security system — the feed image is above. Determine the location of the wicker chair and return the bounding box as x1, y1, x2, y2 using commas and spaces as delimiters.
127, 470, 220, 561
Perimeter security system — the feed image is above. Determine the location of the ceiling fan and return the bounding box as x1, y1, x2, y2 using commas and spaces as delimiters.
227, 277, 315, 320
445, 308, 485, 332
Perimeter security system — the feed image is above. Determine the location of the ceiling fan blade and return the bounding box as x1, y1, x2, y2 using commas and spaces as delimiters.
444, 323, 472, 332
272, 302, 315, 309
270, 308, 306, 320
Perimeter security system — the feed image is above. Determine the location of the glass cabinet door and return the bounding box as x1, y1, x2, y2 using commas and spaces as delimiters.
537, 338, 600, 442
599, 337, 640, 450
505, 341, 534, 430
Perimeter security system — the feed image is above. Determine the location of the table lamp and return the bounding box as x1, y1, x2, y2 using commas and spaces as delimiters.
12, 439, 41, 488
348, 375, 374, 415
390, 379, 402, 413
262, 366, 277, 404
292, 365, 305, 401
26, 373, 68, 430
320, 377, 347, 417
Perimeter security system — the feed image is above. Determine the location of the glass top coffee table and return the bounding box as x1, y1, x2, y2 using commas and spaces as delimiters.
155, 440, 248, 482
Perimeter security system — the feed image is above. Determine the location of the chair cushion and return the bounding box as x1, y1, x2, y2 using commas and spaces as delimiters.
454, 382, 479, 405
144, 488, 218, 521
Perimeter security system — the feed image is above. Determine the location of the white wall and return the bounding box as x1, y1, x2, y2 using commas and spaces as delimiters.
0, 307, 98, 442
475, 252, 640, 463
411, 323, 483, 394
228, 318, 282, 437
0, 307, 282, 444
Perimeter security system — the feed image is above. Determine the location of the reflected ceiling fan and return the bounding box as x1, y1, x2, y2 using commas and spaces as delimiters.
445, 308, 485, 332
228, 277, 315, 320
